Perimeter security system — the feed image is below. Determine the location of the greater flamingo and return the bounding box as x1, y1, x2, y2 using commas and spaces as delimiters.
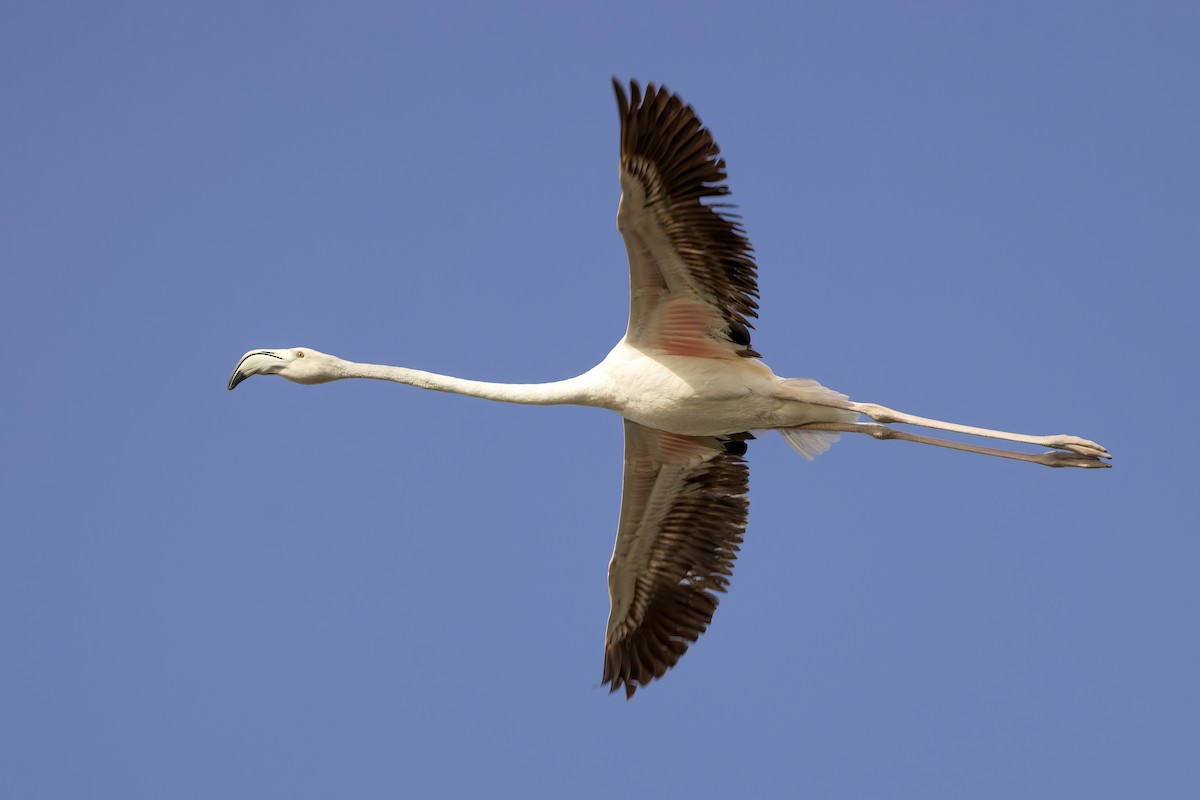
229, 79, 1110, 698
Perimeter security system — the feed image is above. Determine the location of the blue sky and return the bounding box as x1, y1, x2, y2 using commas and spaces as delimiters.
2, 2, 1197, 797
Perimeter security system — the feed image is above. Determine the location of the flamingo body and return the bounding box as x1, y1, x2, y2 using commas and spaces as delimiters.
229, 80, 1110, 699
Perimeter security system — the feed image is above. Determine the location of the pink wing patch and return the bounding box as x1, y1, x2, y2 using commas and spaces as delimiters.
647, 428, 722, 464
645, 296, 736, 358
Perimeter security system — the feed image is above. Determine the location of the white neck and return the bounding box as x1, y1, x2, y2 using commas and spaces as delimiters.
339, 361, 598, 407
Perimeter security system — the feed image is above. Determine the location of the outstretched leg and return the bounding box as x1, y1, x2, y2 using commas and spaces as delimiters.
850, 403, 1109, 459
792, 393, 1110, 461
792, 421, 1111, 468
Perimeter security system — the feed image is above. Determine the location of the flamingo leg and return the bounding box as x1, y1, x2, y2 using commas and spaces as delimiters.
792, 421, 1111, 469
790, 392, 1111, 461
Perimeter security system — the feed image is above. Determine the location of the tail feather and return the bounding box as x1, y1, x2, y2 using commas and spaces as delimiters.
780, 428, 842, 461
776, 377, 858, 461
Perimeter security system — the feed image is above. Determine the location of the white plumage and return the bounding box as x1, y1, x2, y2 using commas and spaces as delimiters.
229, 79, 1110, 698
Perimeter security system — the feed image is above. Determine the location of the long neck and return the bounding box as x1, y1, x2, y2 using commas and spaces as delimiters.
340, 361, 597, 407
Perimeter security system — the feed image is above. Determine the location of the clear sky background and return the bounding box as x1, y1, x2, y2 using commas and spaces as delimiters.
2, 2, 1197, 798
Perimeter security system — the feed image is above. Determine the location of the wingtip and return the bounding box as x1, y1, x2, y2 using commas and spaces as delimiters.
612, 76, 630, 118
602, 675, 638, 700
602, 650, 640, 700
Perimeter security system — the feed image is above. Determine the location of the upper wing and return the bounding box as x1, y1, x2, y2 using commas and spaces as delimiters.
603, 420, 753, 698
613, 78, 761, 359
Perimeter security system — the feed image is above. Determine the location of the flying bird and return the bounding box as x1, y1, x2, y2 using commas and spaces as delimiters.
229, 79, 1111, 698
